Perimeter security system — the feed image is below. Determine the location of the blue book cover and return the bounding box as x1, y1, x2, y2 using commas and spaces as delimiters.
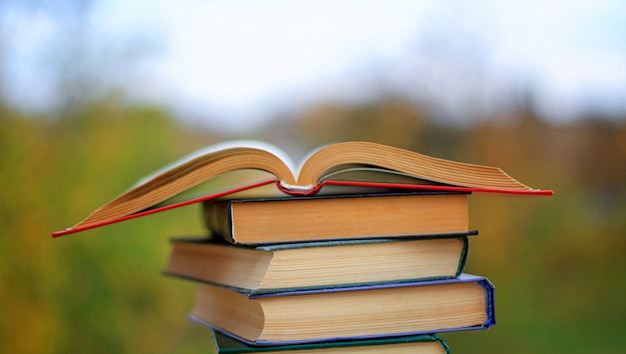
189, 274, 495, 346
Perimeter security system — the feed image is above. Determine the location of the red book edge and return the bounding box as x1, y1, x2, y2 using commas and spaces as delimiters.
52, 179, 553, 238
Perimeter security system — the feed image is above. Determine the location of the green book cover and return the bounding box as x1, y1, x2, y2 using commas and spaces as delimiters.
164, 232, 474, 294
207, 328, 450, 353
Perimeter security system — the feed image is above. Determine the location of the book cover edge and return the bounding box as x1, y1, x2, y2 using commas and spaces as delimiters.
210, 327, 449, 353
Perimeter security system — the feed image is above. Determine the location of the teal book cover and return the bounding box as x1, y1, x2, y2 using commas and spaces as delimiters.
206, 328, 450, 353
164, 232, 475, 294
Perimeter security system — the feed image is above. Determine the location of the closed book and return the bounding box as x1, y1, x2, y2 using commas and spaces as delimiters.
164, 233, 473, 294
190, 274, 495, 346
203, 192, 469, 245
205, 328, 450, 353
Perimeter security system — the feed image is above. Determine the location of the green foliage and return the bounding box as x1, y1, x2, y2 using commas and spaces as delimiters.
0, 102, 211, 354
1, 98, 625, 353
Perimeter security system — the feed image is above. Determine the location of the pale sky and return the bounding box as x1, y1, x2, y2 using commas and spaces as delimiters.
2, 0, 625, 130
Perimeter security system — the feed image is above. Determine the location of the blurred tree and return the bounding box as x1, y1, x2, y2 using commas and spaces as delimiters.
0, 0, 159, 116
292, 98, 426, 149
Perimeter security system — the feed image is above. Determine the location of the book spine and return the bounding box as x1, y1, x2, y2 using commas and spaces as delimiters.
478, 277, 496, 328
203, 201, 236, 243
456, 236, 470, 276
434, 335, 451, 354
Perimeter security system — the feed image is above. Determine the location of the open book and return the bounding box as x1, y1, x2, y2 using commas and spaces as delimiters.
52, 140, 552, 237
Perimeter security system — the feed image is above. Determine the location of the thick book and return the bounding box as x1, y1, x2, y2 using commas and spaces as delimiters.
52, 140, 551, 237
205, 328, 450, 353
164, 233, 473, 294
203, 192, 469, 245
189, 274, 495, 346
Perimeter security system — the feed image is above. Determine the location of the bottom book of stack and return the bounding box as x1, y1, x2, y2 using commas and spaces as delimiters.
204, 328, 451, 353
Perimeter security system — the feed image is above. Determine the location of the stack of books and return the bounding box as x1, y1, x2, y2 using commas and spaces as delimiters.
53, 141, 551, 353
166, 192, 493, 353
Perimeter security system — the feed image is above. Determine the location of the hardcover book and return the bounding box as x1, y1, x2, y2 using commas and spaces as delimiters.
53, 140, 551, 237
204, 328, 450, 353
164, 233, 473, 293
203, 192, 469, 244
189, 274, 495, 345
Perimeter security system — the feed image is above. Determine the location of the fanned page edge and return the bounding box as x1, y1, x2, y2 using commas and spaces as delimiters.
318, 180, 554, 196
296, 141, 553, 192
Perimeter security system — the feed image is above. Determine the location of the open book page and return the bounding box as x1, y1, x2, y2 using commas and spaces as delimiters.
321, 167, 444, 185
153, 169, 287, 206
67, 141, 298, 232
298, 142, 534, 191
133, 140, 298, 189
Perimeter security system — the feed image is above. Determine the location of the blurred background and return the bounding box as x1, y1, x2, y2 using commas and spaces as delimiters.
1, 1, 625, 353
